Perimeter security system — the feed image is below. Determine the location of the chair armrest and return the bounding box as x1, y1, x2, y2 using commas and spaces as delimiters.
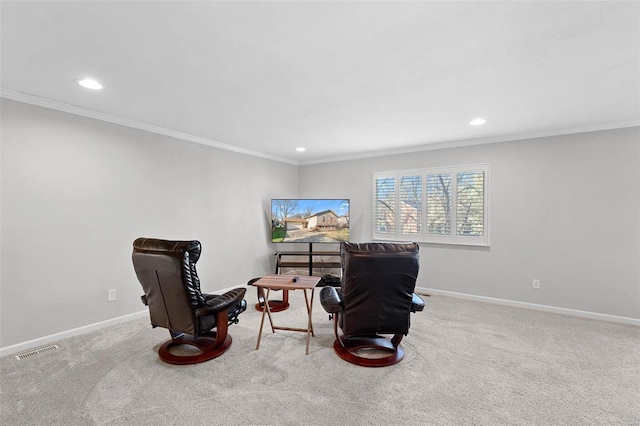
246, 277, 261, 286
196, 288, 246, 316
247, 277, 281, 292
320, 286, 343, 314
411, 293, 425, 312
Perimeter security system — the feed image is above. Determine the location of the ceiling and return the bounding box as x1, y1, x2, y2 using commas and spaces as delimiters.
1, 1, 638, 165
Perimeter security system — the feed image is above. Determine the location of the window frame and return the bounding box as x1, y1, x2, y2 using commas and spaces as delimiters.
372, 164, 490, 246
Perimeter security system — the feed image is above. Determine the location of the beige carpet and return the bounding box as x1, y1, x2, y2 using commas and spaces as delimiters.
1, 290, 639, 425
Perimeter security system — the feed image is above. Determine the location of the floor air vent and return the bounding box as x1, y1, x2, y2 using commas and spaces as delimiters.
15, 344, 59, 360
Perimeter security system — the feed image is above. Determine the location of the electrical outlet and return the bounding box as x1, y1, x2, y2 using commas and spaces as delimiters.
108, 289, 116, 302
532, 279, 540, 289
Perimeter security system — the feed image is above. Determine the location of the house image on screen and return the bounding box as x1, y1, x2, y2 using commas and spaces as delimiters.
283, 217, 309, 230
306, 210, 339, 230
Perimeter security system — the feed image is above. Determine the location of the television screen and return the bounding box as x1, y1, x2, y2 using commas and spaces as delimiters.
271, 199, 350, 243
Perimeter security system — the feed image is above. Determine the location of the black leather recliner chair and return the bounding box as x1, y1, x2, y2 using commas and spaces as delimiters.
132, 238, 247, 364
320, 242, 425, 367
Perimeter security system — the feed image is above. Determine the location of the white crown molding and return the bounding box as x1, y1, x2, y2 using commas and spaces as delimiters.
298, 120, 640, 165
0, 88, 299, 166
3, 88, 638, 167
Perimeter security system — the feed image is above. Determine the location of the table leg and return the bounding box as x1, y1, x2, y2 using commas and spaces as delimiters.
264, 288, 275, 332
304, 288, 315, 355
256, 285, 316, 355
256, 288, 272, 350
303, 288, 315, 336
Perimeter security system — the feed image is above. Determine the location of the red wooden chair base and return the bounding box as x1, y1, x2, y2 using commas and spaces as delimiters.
332, 336, 405, 367
254, 300, 290, 312
254, 286, 290, 312
158, 333, 232, 365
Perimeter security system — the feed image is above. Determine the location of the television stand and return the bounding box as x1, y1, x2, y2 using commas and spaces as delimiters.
252, 243, 341, 311
275, 246, 341, 276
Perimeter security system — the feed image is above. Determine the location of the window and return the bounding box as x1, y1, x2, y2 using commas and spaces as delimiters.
373, 164, 489, 246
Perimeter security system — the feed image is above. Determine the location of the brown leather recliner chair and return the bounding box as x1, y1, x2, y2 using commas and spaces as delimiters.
320, 242, 425, 367
132, 238, 247, 365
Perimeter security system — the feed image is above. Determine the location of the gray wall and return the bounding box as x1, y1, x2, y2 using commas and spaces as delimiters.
299, 127, 640, 319
1, 99, 298, 348
2, 97, 638, 351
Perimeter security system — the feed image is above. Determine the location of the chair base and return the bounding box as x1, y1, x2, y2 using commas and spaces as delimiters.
158, 332, 232, 365
254, 285, 290, 312
333, 336, 405, 367
254, 300, 290, 312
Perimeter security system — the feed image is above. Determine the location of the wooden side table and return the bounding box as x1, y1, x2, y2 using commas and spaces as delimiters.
254, 275, 321, 355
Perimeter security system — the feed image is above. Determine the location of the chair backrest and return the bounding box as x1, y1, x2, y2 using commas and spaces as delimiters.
132, 238, 206, 336
340, 242, 419, 336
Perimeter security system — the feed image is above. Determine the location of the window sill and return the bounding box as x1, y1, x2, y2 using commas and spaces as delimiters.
372, 237, 490, 247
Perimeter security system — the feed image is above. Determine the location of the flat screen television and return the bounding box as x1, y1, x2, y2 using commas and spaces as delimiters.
271, 199, 350, 243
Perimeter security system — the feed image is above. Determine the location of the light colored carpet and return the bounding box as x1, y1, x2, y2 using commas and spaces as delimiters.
1, 290, 639, 425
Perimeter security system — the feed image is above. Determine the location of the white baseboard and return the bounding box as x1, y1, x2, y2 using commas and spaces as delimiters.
0, 284, 250, 358
0, 310, 149, 358
416, 286, 640, 327
4, 285, 636, 357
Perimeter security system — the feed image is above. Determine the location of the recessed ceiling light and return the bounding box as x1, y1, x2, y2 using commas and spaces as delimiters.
470, 118, 486, 126
77, 79, 103, 90
296, 147, 306, 152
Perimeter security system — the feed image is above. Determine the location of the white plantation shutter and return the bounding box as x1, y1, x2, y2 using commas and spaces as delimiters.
373, 164, 489, 246
426, 173, 452, 236
457, 171, 485, 237
399, 175, 422, 235
374, 175, 396, 235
